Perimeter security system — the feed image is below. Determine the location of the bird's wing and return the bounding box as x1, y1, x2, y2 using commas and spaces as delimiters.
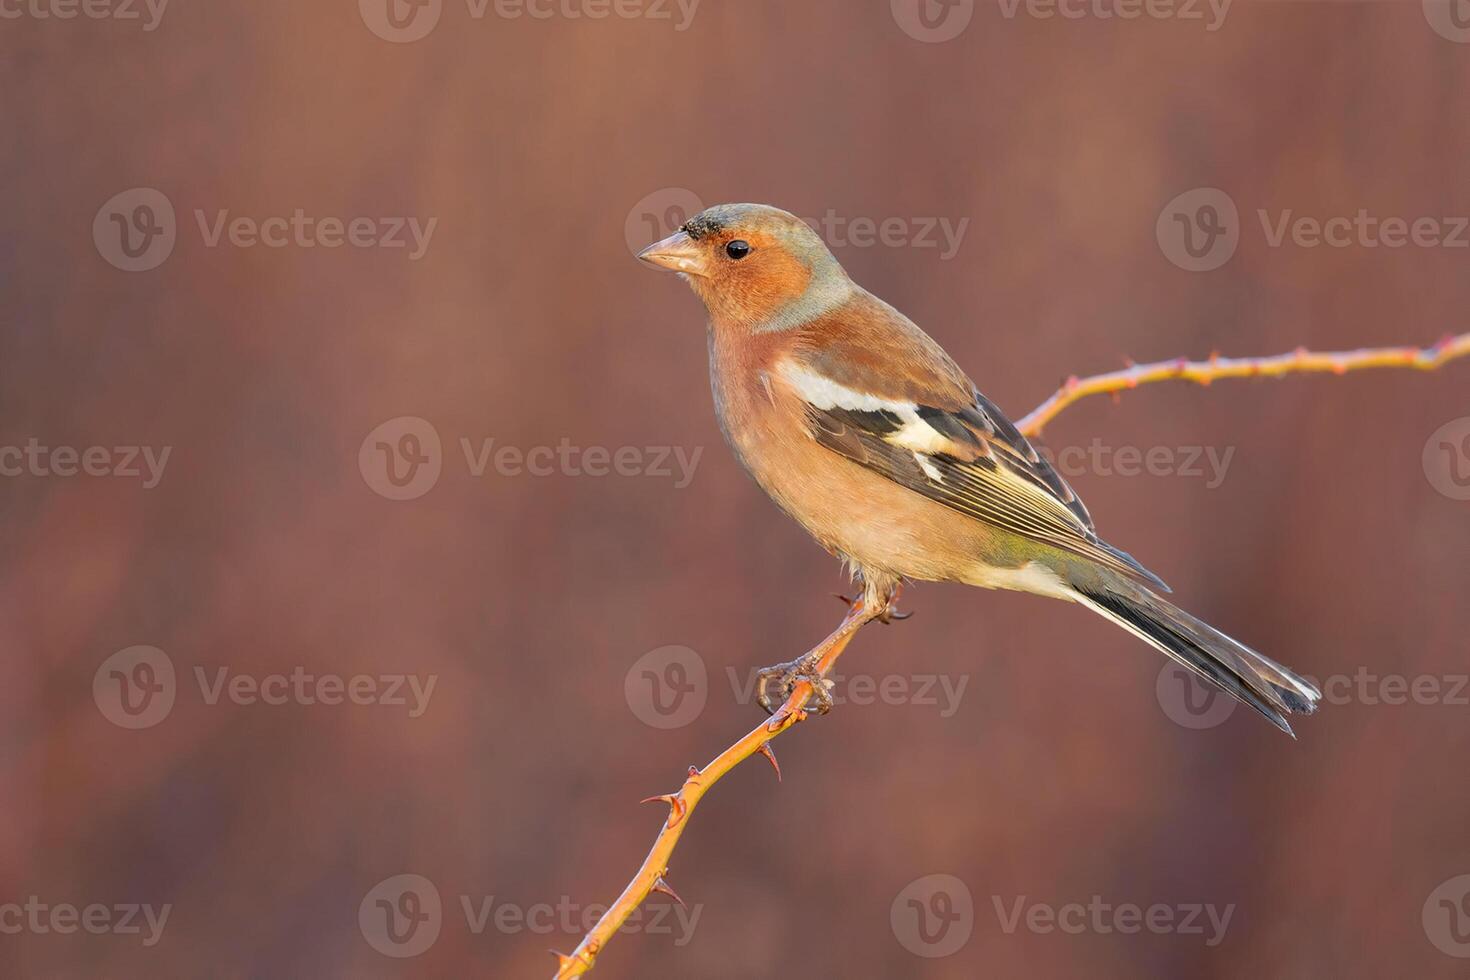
778, 352, 1167, 590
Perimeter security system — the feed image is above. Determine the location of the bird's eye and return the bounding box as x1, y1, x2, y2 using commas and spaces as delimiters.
725, 240, 752, 260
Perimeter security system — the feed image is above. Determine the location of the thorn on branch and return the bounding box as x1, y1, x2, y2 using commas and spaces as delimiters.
652, 876, 687, 908
757, 743, 782, 782
766, 704, 808, 732
640, 794, 689, 828
553, 949, 591, 972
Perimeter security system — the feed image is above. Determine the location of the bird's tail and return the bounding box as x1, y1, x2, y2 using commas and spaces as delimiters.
1072, 581, 1321, 736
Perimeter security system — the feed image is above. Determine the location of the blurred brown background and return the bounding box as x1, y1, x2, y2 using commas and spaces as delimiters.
4, 0, 1470, 976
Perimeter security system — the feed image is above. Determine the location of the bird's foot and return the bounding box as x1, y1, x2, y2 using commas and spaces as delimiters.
756, 651, 834, 716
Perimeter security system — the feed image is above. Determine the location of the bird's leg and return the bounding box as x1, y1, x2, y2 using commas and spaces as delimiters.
756, 590, 888, 716
835, 579, 911, 623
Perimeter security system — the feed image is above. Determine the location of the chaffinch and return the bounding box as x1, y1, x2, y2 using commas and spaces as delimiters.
638, 203, 1319, 735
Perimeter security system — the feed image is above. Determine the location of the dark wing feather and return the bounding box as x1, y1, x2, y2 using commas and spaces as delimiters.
804, 395, 1167, 591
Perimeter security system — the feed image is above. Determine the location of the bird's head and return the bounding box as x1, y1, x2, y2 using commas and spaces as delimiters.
637, 203, 852, 330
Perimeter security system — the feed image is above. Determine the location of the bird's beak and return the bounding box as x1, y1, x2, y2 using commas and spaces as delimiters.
637, 230, 708, 276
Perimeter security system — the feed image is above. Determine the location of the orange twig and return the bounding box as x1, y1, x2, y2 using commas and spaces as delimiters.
552, 601, 874, 978
1016, 333, 1470, 436
552, 331, 1470, 978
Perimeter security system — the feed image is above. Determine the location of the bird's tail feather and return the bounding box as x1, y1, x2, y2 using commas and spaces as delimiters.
1073, 583, 1321, 736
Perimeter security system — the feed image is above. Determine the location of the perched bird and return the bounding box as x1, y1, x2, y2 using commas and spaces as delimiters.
638, 203, 1320, 735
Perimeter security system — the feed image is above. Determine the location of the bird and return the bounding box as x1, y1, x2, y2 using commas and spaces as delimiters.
637, 202, 1321, 735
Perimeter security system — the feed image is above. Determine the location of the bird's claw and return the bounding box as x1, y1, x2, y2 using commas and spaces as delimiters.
756, 653, 834, 716
877, 605, 912, 625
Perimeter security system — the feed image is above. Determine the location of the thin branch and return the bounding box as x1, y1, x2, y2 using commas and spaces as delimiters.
1016, 332, 1470, 436
552, 601, 874, 978
551, 330, 1470, 978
